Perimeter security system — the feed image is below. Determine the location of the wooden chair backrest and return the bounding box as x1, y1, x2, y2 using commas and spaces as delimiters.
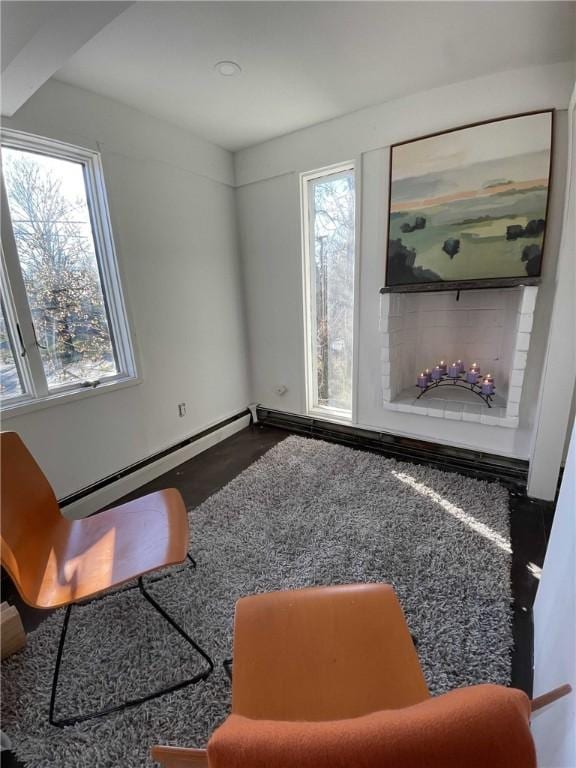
231, 583, 429, 721
0, 431, 63, 604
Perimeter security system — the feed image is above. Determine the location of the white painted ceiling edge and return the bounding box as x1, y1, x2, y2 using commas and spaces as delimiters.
1, 2, 133, 117
234, 61, 575, 186
3, 78, 235, 188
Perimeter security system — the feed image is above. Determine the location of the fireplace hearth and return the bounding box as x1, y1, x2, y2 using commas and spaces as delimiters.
380, 286, 537, 428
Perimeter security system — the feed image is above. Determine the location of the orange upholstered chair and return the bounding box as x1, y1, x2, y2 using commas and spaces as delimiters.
0, 431, 213, 727
151, 583, 570, 768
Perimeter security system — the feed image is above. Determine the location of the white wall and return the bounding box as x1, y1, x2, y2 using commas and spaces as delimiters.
528, 81, 576, 499
532, 420, 576, 767
236, 62, 573, 460
1, 79, 250, 499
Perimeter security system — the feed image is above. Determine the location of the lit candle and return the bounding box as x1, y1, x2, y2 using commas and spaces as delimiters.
466, 368, 480, 385
424, 368, 433, 382
471, 362, 481, 374
431, 366, 442, 381
417, 372, 428, 389
439, 360, 447, 373
485, 373, 494, 383
481, 379, 494, 396
457, 359, 465, 373
448, 362, 460, 378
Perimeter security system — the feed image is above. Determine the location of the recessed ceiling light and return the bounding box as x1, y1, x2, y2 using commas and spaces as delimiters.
214, 61, 242, 77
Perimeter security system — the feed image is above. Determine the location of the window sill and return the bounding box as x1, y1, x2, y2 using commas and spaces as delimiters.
1, 375, 141, 420
307, 406, 352, 425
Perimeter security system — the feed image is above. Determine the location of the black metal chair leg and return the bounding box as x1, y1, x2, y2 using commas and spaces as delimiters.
138, 576, 213, 675
49, 575, 213, 728
48, 604, 72, 727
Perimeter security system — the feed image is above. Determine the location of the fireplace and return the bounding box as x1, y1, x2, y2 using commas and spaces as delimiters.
380, 286, 537, 428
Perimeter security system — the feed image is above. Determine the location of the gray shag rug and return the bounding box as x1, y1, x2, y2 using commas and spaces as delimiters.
2, 436, 512, 767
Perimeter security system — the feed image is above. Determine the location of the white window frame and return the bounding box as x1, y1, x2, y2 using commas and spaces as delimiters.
0, 129, 137, 416
301, 161, 356, 423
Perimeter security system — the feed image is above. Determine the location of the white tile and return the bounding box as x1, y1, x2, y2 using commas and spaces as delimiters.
458, 290, 505, 310
516, 332, 531, 352
517, 313, 534, 333
381, 346, 391, 363
426, 401, 445, 417
405, 294, 420, 312
481, 413, 503, 426
508, 385, 523, 404
383, 401, 399, 411
512, 350, 528, 371
499, 415, 520, 429
418, 293, 454, 311
444, 407, 463, 421
422, 309, 464, 328
380, 293, 391, 316
391, 295, 403, 316
409, 403, 428, 415
510, 369, 525, 388
462, 404, 482, 422
506, 401, 520, 417
520, 286, 538, 315
382, 387, 392, 401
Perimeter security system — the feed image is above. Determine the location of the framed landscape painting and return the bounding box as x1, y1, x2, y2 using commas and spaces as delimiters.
385, 110, 553, 291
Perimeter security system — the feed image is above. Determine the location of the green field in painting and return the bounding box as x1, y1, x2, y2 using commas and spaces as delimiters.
389, 187, 547, 281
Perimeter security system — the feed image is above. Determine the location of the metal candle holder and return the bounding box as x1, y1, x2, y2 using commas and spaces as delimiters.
416, 373, 495, 408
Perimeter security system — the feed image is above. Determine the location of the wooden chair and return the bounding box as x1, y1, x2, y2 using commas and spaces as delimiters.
151, 583, 571, 767
0, 431, 214, 727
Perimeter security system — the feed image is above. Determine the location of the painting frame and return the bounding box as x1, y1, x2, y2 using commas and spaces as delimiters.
383, 109, 554, 293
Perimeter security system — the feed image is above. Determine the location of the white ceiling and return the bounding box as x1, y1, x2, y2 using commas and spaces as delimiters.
37, 2, 576, 151
1, 1, 130, 117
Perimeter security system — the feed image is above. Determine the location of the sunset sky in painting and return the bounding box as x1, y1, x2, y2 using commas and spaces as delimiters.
391, 111, 552, 183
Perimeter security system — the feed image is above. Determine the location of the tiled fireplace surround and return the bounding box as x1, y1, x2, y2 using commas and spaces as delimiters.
380, 286, 538, 428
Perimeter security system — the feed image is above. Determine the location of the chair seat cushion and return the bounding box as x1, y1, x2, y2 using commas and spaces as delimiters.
34, 489, 189, 608
207, 684, 535, 768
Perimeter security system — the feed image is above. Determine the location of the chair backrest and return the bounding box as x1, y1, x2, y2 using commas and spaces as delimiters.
207, 684, 536, 768
1, 431, 63, 605
231, 583, 429, 720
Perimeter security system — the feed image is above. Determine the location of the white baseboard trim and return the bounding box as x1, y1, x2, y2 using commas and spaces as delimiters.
62, 413, 251, 520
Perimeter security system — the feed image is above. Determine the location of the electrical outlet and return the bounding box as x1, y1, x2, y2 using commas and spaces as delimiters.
178, 402, 186, 417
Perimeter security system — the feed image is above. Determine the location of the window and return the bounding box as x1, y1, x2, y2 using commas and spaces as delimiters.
0, 130, 135, 411
0, 302, 23, 398
302, 164, 356, 418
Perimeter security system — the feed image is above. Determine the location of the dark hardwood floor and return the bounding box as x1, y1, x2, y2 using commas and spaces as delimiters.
2, 424, 552, 766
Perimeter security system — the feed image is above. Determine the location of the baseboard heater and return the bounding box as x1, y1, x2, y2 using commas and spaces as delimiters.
60, 409, 250, 508
256, 406, 530, 490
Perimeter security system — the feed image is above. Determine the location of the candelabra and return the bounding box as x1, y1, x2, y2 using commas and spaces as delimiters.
416, 363, 495, 408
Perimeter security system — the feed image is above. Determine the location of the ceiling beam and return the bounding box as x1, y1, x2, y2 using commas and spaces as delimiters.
1, 1, 132, 118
